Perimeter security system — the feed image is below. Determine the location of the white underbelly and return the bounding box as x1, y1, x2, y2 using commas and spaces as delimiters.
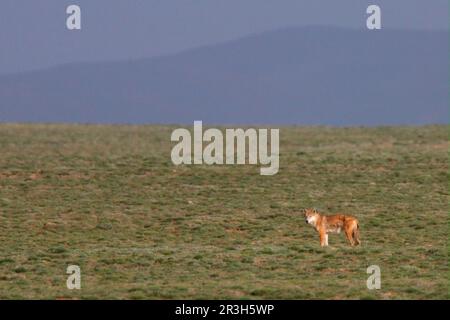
327, 227, 341, 234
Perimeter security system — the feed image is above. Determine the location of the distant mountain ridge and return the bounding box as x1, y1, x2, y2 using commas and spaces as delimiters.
0, 26, 448, 125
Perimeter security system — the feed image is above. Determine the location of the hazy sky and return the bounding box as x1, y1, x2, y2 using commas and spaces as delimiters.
0, 0, 448, 74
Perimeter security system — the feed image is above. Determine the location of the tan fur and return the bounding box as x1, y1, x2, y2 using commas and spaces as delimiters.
303, 208, 361, 247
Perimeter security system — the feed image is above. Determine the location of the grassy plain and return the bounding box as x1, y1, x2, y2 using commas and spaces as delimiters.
0, 124, 448, 299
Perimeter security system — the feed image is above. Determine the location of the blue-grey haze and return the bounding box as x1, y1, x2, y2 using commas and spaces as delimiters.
0, 0, 447, 74
0, 26, 447, 125
0, 1, 447, 125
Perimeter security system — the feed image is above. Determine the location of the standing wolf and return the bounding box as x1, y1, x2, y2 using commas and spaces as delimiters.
303, 208, 361, 247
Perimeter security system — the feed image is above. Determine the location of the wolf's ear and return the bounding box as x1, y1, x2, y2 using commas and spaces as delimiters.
313, 208, 317, 213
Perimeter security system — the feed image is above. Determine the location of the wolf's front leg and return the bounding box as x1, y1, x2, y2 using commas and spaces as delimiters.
319, 231, 327, 247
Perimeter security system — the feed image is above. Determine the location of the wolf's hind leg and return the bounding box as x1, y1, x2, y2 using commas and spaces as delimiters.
345, 228, 355, 246
353, 224, 361, 246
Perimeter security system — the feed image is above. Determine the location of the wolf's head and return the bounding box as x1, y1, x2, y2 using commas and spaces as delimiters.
303, 208, 319, 225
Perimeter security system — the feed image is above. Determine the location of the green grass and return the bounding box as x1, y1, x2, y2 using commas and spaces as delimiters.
0, 123, 448, 299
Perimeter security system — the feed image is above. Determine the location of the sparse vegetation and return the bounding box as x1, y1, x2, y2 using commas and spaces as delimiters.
0, 124, 447, 299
